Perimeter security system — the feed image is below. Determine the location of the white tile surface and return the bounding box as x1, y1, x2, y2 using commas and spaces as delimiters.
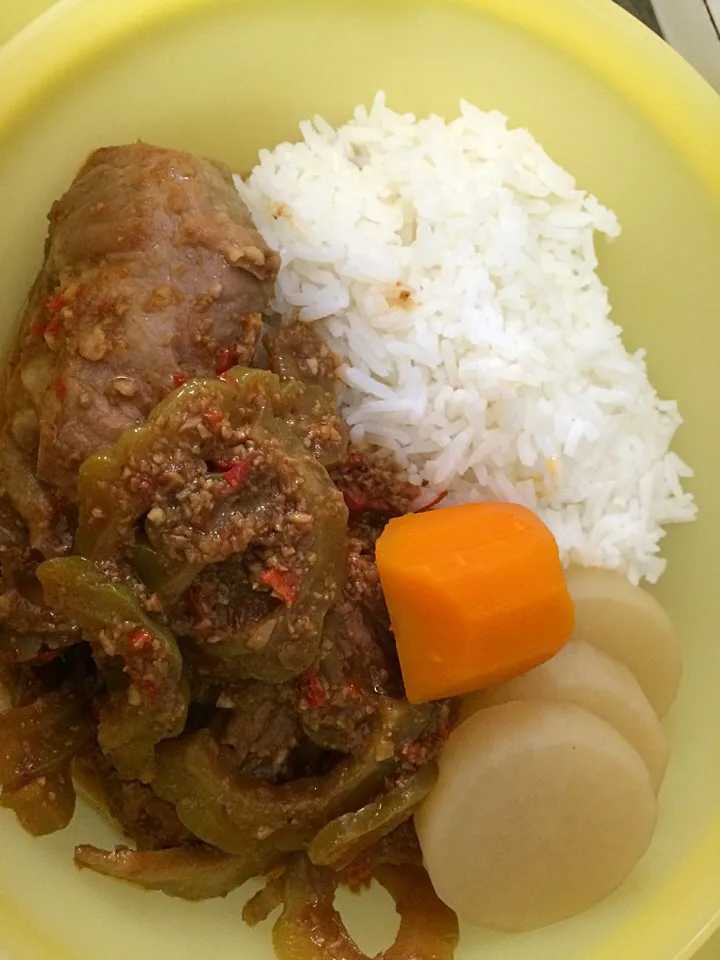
652, 0, 720, 89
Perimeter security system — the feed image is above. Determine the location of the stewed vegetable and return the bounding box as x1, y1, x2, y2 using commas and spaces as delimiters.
0, 144, 456, 960
376, 502, 575, 703
0, 140, 684, 960
462, 639, 669, 793
416, 700, 658, 931
565, 566, 682, 717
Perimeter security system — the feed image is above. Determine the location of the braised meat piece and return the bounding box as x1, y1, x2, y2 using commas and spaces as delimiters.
331, 445, 418, 518
74, 744, 193, 851
218, 681, 305, 783
4, 143, 280, 503
0, 495, 80, 662
289, 503, 409, 755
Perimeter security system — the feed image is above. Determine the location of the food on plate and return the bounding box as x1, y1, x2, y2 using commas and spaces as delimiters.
247, 856, 459, 960
461, 639, 668, 792
0, 141, 454, 960
0, 143, 279, 553
308, 763, 438, 869
566, 565, 682, 716
74, 842, 267, 901
415, 700, 658, 931
239, 93, 695, 586
376, 501, 574, 703
38, 556, 189, 782
1, 764, 77, 837
0, 95, 694, 959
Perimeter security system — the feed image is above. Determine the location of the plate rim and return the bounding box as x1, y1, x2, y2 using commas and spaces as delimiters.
0, 1, 719, 958
0, 0, 719, 200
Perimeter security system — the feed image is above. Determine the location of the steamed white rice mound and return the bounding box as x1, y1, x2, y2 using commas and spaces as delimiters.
237, 93, 696, 583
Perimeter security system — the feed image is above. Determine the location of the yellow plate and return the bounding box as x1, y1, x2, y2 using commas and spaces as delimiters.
0, 1, 719, 958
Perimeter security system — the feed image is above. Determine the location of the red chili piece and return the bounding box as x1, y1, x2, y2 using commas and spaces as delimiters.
172, 373, 188, 388
300, 670, 327, 709
342, 490, 368, 513
203, 408, 223, 425
44, 315, 63, 340
414, 490, 448, 514
223, 457, 253, 489
128, 629, 153, 652
215, 346, 239, 376
344, 449, 364, 469
30, 648, 65, 666
126, 629, 157, 695
45, 293, 65, 313
260, 568, 298, 606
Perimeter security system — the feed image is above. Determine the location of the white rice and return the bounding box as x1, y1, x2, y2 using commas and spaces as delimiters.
237, 93, 696, 584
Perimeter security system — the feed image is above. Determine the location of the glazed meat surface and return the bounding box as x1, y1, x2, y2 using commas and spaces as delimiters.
4, 143, 280, 501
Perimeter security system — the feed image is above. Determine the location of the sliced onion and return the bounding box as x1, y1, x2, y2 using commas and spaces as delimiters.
308, 765, 437, 870
74, 843, 270, 901
1, 764, 76, 836
266, 856, 459, 960
375, 865, 458, 960
272, 858, 366, 960
0, 682, 93, 788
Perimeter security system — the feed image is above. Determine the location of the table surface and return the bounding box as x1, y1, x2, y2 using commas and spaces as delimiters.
0, 1, 718, 958
616, 0, 662, 31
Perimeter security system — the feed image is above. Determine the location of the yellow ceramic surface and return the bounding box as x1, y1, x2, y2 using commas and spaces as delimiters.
0, 1, 719, 958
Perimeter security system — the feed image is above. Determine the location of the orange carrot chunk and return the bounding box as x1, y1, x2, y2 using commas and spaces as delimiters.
376, 502, 574, 704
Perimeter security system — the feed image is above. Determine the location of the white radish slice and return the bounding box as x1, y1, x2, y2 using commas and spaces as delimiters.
565, 566, 682, 716
415, 700, 657, 932
460, 639, 669, 792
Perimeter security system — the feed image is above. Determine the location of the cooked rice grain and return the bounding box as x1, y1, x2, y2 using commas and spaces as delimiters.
238, 94, 696, 583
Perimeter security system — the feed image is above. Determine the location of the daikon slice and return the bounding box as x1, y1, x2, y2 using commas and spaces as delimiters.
416, 700, 657, 932
566, 566, 681, 716
461, 639, 668, 792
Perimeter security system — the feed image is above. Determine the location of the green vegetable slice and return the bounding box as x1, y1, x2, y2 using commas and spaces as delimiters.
38, 557, 188, 781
